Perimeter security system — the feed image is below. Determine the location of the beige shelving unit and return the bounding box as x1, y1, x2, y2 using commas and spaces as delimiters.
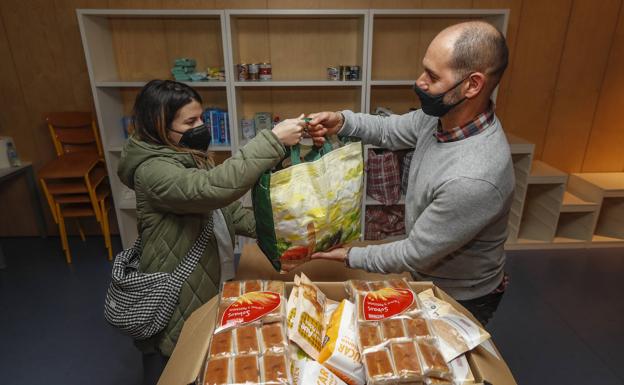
79, 8, 623, 252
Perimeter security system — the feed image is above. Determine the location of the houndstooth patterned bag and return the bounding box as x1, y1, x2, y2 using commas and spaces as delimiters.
104, 217, 214, 340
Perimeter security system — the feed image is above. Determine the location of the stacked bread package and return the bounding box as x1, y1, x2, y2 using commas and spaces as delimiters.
348, 279, 454, 385
202, 280, 290, 385
202, 276, 485, 385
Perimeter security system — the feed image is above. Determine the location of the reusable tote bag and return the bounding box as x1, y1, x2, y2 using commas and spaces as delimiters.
252, 140, 364, 271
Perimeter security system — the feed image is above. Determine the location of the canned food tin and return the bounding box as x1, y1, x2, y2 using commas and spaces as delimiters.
349, 65, 361, 81
340, 65, 350, 81
248, 63, 259, 81
327, 66, 340, 81
259, 62, 272, 81
237, 64, 249, 81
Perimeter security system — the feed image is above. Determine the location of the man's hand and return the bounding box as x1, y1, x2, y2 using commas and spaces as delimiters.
311, 247, 350, 265
306, 111, 344, 146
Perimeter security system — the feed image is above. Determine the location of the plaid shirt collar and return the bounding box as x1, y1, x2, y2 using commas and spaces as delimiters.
434, 103, 495, 143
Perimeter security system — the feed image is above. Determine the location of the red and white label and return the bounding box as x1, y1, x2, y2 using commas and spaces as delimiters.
220, 291, 281, 327
362, 288, 415, 321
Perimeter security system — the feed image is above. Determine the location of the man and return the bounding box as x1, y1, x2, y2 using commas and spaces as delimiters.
307, 21, 514, 326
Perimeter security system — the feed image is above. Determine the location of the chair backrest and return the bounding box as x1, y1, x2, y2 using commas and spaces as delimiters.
45, 111, 103, 157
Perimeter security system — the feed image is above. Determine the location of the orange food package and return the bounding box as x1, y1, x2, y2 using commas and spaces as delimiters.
362, 349, 397, 385
357, 323, 382, 350
203, 356, 230, 385
390, 341, 423, 381
261, 352, 290, 384
380, 318, 406, 339
404, 317, 432, 337
417, 338, 452, 380
233, 355, 260, 383
235, 324, 260, 355
261, 323, 287, 352
209, 329, 233, 357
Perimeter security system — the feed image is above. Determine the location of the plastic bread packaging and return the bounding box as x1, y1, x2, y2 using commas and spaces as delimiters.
209, 328, 234, 358
261, 351, 291, 384
235, 323, 262, 355
288, 345, 313, 385
417, 338, 453, 380
203, 355, 231, 385
299, 360, 349, 385
288, 273, 327, 360
447, 354, 476, 385
389, 340, 424, 383
215, 281, 286, 334
361, 348, 398, 385
318, 300, 365, 385
233, 354, 261, 384
354, 281, 423, 323
418, 289, 490, 362
345, 278, 411, 301
260, 322, 288, 353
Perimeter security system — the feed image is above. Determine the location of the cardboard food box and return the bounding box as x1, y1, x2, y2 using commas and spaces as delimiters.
158, 278, 517, 385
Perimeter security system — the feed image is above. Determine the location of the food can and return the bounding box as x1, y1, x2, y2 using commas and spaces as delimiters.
340, 65, 350, 81
349, 65, 361, 81
248, 63, 259, 81
259, 62, 272, 81
327, 66, 340, 81
237, 63, 249, 81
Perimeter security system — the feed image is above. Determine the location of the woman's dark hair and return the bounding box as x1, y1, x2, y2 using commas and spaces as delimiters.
132, 79, 203, 152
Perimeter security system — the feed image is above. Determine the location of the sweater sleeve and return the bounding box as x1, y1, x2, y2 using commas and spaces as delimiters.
338, 109, 430, 150
348, 177, 504, 274
136, 129, 285, 215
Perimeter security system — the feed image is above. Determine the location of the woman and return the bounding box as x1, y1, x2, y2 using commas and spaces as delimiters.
117, 80, 303, 382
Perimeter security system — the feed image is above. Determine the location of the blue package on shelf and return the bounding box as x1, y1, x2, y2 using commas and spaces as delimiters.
209, 109, 222, 144
219, 112, 226, 145
223, 112, 230, 145
121, 116, 134, 138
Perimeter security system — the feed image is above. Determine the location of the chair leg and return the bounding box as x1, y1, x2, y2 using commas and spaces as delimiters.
76, 219, 86, 242
100, 200, 112, 260
56, 204, 71, 264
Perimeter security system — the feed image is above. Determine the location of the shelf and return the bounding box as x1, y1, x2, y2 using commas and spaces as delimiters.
96, 81, 227, 88
560, 191, 599, 213
78, 9, 224, 17
108, 146, 122, 152
370, 80, 415, 86
555, 211, 596, 242
528, 160, 567, 184
506, 134, 535, 155
592, 234, 624, 243
234, 81, 363, 87
572, 172, 624, 197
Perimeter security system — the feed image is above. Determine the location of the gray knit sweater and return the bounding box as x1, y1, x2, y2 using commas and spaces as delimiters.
342, 109, 514, 300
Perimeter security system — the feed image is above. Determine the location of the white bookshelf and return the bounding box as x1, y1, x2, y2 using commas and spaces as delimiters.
77, 7, 527, 249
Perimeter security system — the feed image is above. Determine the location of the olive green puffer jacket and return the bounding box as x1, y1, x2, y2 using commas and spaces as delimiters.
117, 129, 285, 356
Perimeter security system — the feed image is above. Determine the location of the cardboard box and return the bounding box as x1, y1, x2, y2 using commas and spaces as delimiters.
158, 278, 517, 385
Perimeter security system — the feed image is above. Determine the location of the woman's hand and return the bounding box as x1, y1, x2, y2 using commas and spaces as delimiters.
272, 114, 306, 146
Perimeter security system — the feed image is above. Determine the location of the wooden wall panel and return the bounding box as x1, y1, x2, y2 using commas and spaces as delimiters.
3, 0, 624, 236
541, 0, 621, 172
581, 5, 624, 172
498, 0, 572, 157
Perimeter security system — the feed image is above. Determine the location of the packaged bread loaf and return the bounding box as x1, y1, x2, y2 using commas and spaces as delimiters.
287, 274, 326, 360
418, 289, 490, 361
318, 299, 365, 385
390, 340, 423, 382
202, 280, 291, 385
417, 338, 453, 380
362, 348, 397, 385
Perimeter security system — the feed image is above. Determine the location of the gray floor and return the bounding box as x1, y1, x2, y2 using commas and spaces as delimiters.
0, 236, 623, 385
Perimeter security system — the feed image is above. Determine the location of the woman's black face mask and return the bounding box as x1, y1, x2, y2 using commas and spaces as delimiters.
413, 75, 470, 117
170, 123, 211, 151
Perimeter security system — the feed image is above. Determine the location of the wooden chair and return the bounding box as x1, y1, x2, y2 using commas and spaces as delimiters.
39, 142, 111, 263
45, 111, 103, 158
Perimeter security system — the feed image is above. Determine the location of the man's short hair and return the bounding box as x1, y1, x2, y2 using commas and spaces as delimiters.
450, 22, 509, 87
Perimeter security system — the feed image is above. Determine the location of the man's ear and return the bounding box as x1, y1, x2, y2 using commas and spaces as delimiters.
465, 72, 486, 98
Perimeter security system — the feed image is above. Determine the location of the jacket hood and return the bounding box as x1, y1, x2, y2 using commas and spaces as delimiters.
117, 136, 196, 190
